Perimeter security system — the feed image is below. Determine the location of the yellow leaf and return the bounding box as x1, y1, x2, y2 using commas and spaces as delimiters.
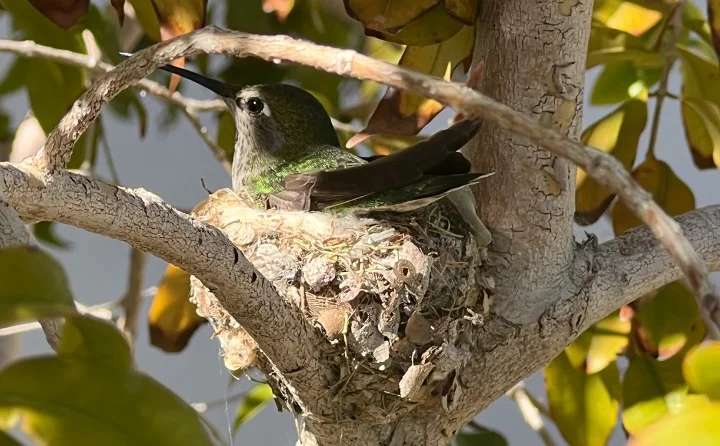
622, 354, 709, 435
629, 402, 720, 446
442, 0, 477, 25
147, 264, 206, 353
611, 158, 695, 236
575, 99, 646, 225
683, 341, 720, 399
595, 1, 663, 37
344, 0, 440, 33
352, 24, 475, 142
678, 44, 720, 169
586, 311, 631, 374
545, 351, 620, 446
636, 281, 706, 361
149, 0, 207, 92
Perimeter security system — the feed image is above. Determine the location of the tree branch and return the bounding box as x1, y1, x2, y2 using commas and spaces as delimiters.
0, 162, 337, 417
507, 383, 557, 446
118, 247, 147, 349
0, 39, 231, 173
9, 25, 714, 333
582, 204, 720, 326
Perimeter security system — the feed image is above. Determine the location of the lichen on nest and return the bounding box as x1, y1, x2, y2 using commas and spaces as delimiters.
190, 188, 494, 406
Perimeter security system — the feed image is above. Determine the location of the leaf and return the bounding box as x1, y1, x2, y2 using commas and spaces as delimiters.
59, 315, 132, 369
601, 1, 663, 37
635, 281, 706, 360
126, 0, 161, 41
628, 402, 720, 446
0, 246, 76, 326
683, 341, 720, 399
0, 430, 23, 446
0, 315, 213, 446
0, 58, 28, 95
587, 24, 664, 69
365, 4, 465, 46
575, 99, 647, 225
343, 0, 440, 34
233, 383, 274, 432
148, 0, 207, 91
262, 0, 294, 22
591, 62, 659, 105
678, 44, 720, 169
442, 0, 477, 26
32, 221, 71, 249
585, 310, 631, 374
611, 158, 695, 236
27, 0, 90, 30
622, 354, 708, 435
455, 426, 508, 446
148, 264, 206, 353
350, 24, 475, 145
544, 350, 620, 446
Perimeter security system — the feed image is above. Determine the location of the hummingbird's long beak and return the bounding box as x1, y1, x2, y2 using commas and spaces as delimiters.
118, 52, 239, 98
157, 64, 239, 98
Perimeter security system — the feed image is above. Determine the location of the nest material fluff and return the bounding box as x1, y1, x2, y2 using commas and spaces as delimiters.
190, 188, 493, 406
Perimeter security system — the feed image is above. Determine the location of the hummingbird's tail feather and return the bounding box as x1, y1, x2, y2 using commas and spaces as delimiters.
323, 172, 492, 213
289, 119, 482, 200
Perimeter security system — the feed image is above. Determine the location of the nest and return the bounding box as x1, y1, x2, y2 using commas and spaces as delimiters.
190, 188, 494, 408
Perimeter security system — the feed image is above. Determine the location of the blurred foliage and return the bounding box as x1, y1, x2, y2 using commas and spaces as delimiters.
0, 0, 720, 445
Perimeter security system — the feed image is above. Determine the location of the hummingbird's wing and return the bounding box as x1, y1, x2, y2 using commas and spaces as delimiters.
280, 119, 482, 203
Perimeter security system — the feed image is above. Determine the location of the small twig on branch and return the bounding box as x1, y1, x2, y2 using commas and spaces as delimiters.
118, 247, 148, 349
507, 383, 556, 446
0, 287, 159, 338
12, 26, 716, 334
646, 3, 683, 159
0, 39, 231, 174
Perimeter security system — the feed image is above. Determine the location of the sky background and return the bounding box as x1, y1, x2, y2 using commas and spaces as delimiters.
1, 1, 719, 445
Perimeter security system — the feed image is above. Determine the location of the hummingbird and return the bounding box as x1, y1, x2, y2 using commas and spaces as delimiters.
130, 57, 491, 245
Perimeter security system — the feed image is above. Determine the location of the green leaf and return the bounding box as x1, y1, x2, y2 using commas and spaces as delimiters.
0, 314, 213, 446
216, 111, 235, 161
0, 58, 28, 95
545, 350, 620, 446
233, 383, 274, 432
126, 0, 161, 41
82, 5, 124, 64
59, 315, 132, 369
32, 221, 71, 249
628, 402, 720, 446
365, 4, 464, 46
622, 354, 708, 435
591, 62, 660, 105
636, 281, 706, 360
678, 44, 720, 169
683, 342, 720, 399
455, 426, 508, 446
575, 99, 647, 225
0, 246, 76, 326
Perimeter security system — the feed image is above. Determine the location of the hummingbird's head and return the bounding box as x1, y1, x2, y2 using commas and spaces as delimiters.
156, 63, 339, 156
224, 83, 340, 156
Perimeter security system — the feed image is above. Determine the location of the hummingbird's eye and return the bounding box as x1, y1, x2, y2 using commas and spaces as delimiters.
246, 97, 265, 115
